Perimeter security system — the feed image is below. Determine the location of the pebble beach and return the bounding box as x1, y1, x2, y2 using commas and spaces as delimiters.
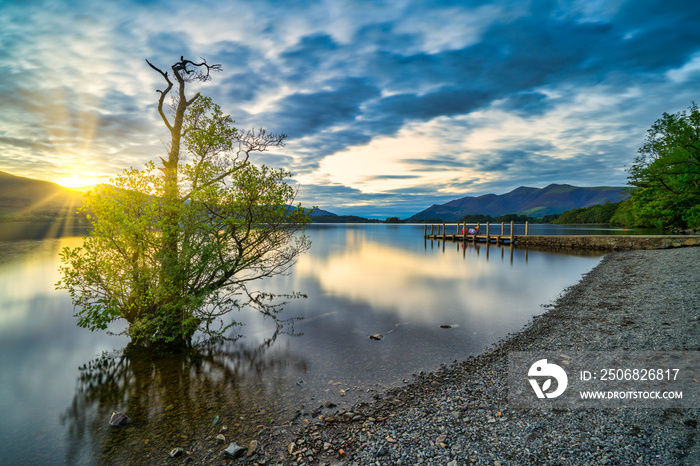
258, 247, 700, 465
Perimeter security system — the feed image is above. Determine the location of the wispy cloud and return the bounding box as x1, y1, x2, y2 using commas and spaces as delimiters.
1, 0, 700, 217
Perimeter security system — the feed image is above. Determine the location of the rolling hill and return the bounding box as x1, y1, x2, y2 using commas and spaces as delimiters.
0, 171, 338, 221
0, 171, 86, 221
407, 184, 629, 221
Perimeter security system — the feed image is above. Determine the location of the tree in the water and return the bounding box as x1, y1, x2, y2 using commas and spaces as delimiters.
57, 57, 311, 347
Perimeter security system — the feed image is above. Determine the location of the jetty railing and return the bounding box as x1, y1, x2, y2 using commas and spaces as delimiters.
424, 221, 529, 245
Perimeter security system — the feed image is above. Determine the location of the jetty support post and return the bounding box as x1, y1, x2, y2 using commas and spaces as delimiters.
442, 222, 446, 241
525, 221, 529, 236
424, 224, 427, 238
486, 222, 490, 243
501, 222, 504, 244
510, 220, 514, 243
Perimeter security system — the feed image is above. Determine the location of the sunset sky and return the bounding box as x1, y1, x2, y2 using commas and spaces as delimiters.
2, 0, 699, 218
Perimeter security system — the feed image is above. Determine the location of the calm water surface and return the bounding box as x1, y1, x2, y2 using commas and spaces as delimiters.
0, 223, 620, 464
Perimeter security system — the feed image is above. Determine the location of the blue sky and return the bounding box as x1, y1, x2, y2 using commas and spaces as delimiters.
1, 0, 699, 218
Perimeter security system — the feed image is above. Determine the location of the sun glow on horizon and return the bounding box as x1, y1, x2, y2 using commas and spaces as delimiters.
55, 175, 104, 190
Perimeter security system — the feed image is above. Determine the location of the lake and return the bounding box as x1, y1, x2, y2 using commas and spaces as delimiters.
1, 223, 641, 464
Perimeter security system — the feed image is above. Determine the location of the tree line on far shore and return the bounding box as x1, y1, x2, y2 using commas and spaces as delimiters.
377, 206, 620, 226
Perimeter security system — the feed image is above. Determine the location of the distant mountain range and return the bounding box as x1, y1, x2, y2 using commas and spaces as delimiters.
285, 205, 336, 217
0, 172, 629, 223
407, 184, 629, 221
308, 208, 336, 217
0, 171, 338, 220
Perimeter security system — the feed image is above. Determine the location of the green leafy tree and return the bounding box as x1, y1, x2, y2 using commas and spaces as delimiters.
552, 201, 620, 224
57, 57, 311, 347
627, 102, 700, 230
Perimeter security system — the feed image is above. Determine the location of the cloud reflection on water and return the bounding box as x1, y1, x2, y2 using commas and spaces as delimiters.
291, 226, 601, 326
0, 224, 604, 465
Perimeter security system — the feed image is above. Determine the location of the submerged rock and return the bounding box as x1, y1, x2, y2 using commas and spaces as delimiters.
223, 442, 246, 459
369, 334, 383, 340
169, 447, 185, 458
108, 411, 131, 427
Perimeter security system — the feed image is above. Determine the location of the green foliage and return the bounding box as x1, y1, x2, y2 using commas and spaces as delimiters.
410, 217, 447, 224
456, 213, 546, 224
551, 201, 620, 224
412, 213, 547, 224
627, 102, 700, 230
608, 199, 635, 227
312, 215, 382, 223
57, 93, 311, 347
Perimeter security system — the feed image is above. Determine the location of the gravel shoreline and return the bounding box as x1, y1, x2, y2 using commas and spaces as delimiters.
253, 247, 700, 465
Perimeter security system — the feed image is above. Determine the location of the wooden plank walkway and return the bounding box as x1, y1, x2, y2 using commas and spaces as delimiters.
425, 222, 700, 251
424, 221, 527, 245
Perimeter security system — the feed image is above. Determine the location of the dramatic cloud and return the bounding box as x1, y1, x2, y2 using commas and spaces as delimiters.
1, 0, 700, 216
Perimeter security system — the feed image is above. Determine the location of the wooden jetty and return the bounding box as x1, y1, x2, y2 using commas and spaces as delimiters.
424, 222, 700, 251
424, 221, 526, 245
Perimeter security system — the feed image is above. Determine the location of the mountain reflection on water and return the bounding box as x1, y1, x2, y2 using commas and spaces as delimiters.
0, 223, 607, 465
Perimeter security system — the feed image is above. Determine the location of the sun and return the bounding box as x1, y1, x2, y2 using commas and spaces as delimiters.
55, 175, 102, 190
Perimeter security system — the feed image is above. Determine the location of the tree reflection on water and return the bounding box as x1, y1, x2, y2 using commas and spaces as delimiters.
62, 326, 309, 465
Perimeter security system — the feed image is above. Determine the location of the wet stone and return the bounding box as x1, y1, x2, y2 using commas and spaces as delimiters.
247, 440, 258, 456
108, 411, 131, 427
223, 442, 246, 459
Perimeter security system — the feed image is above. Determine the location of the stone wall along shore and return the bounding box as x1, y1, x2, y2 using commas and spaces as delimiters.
516, 234, 700, 251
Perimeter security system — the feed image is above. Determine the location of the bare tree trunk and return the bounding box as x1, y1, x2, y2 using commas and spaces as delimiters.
146, 56, 221, 344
